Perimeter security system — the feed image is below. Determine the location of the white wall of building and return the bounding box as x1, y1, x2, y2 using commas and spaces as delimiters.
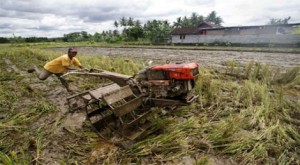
172, 34, 300, 44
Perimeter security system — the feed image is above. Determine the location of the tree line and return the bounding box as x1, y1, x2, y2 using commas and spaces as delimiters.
0, 12, 291, 44
0, 11, 222, 44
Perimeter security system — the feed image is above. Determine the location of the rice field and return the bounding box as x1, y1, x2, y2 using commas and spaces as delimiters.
0, 45, 299, 164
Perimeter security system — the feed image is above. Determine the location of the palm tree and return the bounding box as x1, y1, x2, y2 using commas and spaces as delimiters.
128, 17, 134, 26
190, 12, 199, 26
120, 17, 127, 27
134, 20, 142, 27
163, 20, 170, 26
114, 20, 119, 28
269, 16, 291, 25
182, 16, 190, 27
173, 17, 182, 28
205, 11, 223, 25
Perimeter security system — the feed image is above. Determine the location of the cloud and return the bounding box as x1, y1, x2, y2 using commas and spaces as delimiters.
184, 0, 214, 6
215, 0, 300, 26
0, 23, 11, 29
0, 0, 299, 37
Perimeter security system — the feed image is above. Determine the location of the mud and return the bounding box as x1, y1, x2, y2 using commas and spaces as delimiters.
48, 47, 300, 69
3, 57, 26, 75
2, 57, 91, 163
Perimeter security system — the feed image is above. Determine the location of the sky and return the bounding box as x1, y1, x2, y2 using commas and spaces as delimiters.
0, 0, 300, 37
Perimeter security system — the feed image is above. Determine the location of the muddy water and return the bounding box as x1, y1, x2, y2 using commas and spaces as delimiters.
48, 47, 300, 69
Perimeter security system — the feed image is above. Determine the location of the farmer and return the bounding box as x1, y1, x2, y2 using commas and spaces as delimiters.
27, 47, 83, 92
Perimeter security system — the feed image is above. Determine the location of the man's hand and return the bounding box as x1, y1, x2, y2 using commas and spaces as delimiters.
79, 66, 89, 71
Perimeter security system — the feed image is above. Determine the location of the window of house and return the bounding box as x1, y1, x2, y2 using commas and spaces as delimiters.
180, 35, 185, 39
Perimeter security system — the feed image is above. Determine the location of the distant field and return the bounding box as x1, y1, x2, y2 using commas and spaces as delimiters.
48, 46, 300, 69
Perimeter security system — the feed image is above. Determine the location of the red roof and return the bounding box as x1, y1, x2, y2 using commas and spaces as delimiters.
171, 22, 223, 35
198, 22, 222, 28
171, 27, 201, 35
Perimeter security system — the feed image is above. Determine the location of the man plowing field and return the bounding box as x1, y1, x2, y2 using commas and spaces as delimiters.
63, 61, 200, 147
27, 48, 84, 92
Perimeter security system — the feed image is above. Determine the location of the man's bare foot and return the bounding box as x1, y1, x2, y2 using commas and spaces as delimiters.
27, 68, 35, 73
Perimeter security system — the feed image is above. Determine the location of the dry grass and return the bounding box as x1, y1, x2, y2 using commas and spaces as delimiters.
0, 46, 299, 164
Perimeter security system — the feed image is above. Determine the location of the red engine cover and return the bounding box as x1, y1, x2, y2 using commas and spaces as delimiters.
151, 62, 199, 80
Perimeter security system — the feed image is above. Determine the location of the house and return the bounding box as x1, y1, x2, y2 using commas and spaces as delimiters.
171, 22, 222, 43
171, 22, 300, 45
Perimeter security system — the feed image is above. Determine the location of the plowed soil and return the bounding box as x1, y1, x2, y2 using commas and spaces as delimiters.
49, 47, 300, 69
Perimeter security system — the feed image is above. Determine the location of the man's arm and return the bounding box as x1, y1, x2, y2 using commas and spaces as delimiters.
73, 58, 85, 69
65, 65, 86, 72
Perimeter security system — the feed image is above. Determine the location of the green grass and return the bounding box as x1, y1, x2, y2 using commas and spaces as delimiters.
0, 46, 299, 164
2, 41, 300, 53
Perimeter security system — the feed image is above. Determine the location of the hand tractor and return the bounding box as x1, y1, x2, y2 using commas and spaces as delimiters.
64, 62, 199, 146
